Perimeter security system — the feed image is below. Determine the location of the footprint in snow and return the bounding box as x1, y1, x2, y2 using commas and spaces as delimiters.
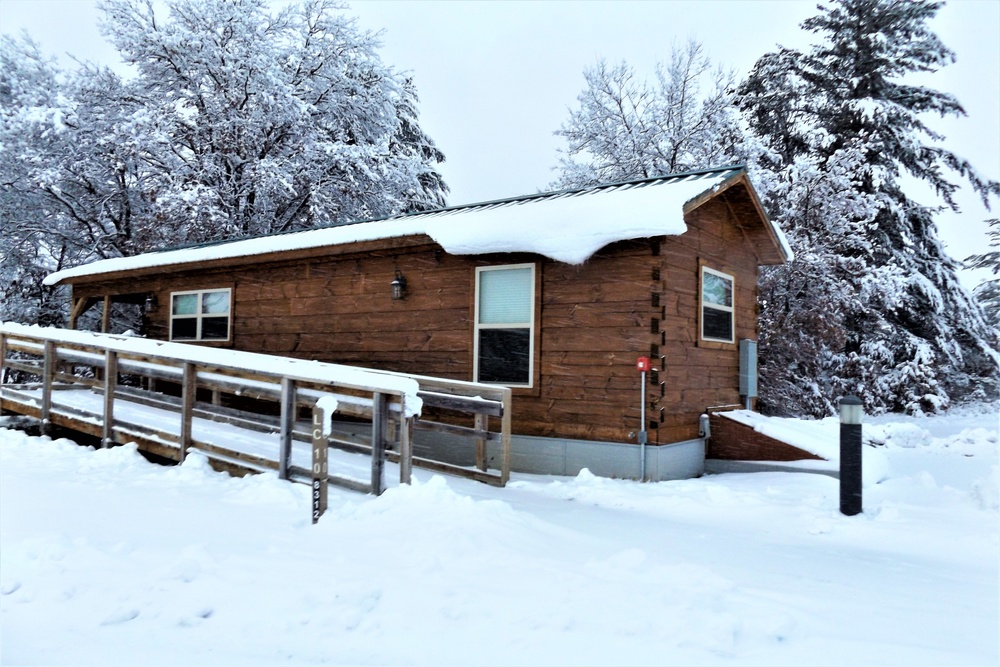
178, 608, 214, 627
100, 608, 140, 625
808, 518, 832, 535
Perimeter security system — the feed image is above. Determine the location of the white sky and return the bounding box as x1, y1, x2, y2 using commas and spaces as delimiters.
1, 0, 997, 289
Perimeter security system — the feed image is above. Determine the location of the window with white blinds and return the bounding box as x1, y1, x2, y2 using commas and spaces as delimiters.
475, 264, 535, 386
170, 288, 232, 342
700, 266, 734, 343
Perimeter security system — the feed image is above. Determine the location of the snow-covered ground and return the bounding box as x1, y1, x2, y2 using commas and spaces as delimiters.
1, 406, 997, 666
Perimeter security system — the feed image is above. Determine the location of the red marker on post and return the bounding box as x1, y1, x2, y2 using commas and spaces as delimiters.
636, 356, 654, 480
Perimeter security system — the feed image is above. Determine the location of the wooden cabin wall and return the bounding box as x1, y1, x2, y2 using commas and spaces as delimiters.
528, 241, 659, 443
68, 185, 764, 447
71, 245, 476, 380
655, 194, 763, 443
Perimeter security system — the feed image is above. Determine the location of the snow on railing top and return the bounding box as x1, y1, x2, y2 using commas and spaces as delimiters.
1, 322, 424, 417
44, 167, 788, 286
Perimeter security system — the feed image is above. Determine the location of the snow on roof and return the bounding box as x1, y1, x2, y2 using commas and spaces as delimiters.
45, 166, 785, 286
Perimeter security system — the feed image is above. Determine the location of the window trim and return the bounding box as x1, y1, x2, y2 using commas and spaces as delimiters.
699, 265, 735, 344
169, 288, 233, 343
473, 263, 536, 388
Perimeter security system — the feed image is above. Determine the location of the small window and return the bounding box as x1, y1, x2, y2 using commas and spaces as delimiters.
474, 264, 535, 387
700, 267, 734, 343
170, 288, 232, 342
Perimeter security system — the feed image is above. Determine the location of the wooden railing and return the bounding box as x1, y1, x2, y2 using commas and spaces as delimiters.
0, 324, 512, 491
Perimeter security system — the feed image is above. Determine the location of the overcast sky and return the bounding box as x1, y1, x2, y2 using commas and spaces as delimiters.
1, 0, 997, 288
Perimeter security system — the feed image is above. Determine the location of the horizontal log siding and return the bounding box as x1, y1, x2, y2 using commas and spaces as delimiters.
68, 183, 766, 448
654, 195, 762, 442
514, 240, 656, 444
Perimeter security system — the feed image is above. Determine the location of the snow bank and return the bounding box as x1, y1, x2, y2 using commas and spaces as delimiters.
44, 171, 741, 285
1, 406, 997, 666
972, 465, 999, 510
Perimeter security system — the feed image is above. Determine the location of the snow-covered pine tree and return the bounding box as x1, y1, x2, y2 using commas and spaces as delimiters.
738, 0, 1000, 416
967, 219, 1000, 327
551, 41, 744, 188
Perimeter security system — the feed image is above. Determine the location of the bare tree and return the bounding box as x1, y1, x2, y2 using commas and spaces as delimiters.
552, 41, 744, 188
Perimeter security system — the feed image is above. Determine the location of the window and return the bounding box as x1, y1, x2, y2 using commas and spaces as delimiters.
474, 264, 535, 386
170, 288, 232, 342
700, 266, 734, 343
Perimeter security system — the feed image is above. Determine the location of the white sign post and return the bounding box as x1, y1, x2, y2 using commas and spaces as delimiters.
311, 407, 328, 524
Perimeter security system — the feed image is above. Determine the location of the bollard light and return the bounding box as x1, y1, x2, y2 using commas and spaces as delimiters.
839, 395, 864, 516
840, 395, 863, 425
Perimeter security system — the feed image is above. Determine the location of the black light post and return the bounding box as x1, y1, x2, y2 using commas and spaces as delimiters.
839, 395, 863, 516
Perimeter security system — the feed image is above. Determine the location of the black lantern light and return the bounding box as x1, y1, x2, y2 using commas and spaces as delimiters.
144, 293, 158, 313
391, 270, 407, 300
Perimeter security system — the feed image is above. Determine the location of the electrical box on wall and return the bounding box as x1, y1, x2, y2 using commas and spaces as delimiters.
739, 339, 758, 399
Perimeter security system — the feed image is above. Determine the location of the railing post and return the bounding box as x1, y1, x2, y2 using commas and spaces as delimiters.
41, 340, 55, 437
0, 333, 7, 413
180, 362, 196, 462
399, 397, 413, 486
474, 413, 488, 471
500, 388, 512, 486
279, 377, 296, 480
371, 392, 387, 495
102, 350, 117, 449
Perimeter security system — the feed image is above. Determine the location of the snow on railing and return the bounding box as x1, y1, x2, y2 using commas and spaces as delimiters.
1, 323, 512, 493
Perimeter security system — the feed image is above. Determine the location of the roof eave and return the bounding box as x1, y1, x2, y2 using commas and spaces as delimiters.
683, 169, 790, 265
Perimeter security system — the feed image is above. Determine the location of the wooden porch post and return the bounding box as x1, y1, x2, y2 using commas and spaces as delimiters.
101, 296, 111, 334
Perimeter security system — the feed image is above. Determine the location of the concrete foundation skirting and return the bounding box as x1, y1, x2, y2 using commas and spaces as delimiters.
704, 459, 838, 478
496, 434, 706, 481
328, 420, 706, 481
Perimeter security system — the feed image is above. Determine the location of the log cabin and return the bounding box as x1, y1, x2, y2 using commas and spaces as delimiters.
43, 165, 791, 480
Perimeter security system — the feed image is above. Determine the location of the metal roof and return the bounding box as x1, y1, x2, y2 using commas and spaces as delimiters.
45, 165, 789, 286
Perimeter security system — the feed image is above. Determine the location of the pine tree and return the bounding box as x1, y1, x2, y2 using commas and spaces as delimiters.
967, 219, 1000, 327
738, 0, 1000, 415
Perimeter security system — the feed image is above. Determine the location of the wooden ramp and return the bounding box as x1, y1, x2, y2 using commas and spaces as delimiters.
1, 324, 512, 494
707, 409, 826, 462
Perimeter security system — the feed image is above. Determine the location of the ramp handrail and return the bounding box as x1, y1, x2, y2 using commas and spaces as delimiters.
1, 323, 512, 490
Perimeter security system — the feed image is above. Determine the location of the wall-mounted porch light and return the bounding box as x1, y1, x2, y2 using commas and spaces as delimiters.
391, 270, 407, 300
144, 293, 158, 314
